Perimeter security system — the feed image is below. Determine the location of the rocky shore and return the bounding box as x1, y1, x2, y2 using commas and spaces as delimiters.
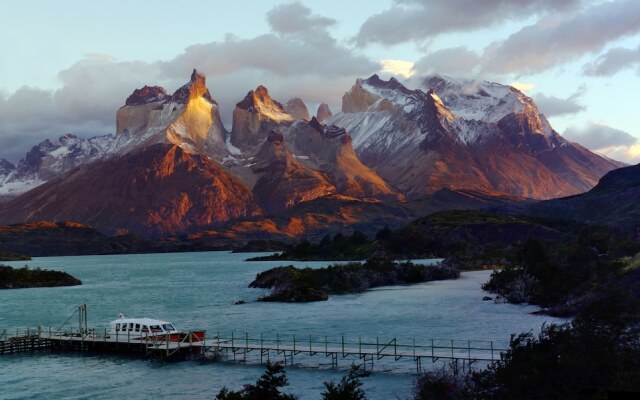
249, 258, 459, 302
0, 265, 82, 289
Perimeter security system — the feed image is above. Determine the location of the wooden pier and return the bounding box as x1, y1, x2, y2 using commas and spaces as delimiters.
1, 305, 510, 373
208, 333, 509, 372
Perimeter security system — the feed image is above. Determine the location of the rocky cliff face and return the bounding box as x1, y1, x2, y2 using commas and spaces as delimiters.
284, 98, 310, 121
316, 103, 333, 123
230, 86, 293, 151
251, 130, 335, 213
0, 134, 114, 199
284, 118, 403, 201
329, 74, 623, 199
116, 69, 228, 158
0, 144, 262, 237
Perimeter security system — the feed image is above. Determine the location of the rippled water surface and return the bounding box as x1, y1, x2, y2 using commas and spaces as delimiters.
0, 252, 564, 399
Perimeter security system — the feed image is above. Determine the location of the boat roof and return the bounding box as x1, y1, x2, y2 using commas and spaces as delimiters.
110, 317, 172, 326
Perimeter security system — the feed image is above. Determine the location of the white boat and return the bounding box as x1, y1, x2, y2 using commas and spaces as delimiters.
109, 313, 178, 339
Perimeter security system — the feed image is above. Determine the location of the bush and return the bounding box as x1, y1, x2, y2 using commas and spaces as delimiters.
321, 365, 368, 400
215, 363, 298, 400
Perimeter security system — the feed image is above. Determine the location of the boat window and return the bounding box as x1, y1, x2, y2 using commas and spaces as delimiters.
128, 323, 134, 331
115, 323, 120, 331
122, 324, 127, 332
135, 324, 140, 332
150, 325, 162, 333
162, 324, 175, 331
142, 325, 149, 333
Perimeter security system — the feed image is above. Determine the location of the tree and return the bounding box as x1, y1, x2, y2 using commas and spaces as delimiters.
321, 365, 367, 400
216, 363, 298, 400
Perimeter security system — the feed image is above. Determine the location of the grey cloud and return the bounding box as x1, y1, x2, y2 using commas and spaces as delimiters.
267, 1, 335, 35
412, 47, 481, 76
563, 122, 638, 150
481, 0, 640, 75
583, 45, 640, 76
533, 86, 586, 117
0, 56, 168, 162
355, 0, 580, 46
0, 4, 376, 162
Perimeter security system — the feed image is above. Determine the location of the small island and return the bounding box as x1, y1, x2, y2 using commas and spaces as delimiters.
0, 265, 82, 289
249, 257, 459, 302
0, 251, 31, 261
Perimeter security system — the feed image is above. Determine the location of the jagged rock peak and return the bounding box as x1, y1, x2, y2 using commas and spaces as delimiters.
316, 103, 332, 123
362, 74, 416, 96
170, 69, 215, 104
284, 98, 310, 121
235, 85, 293, 122
308, 117, 350, 142
0, 158, 15, 174
125, 86, 170, 106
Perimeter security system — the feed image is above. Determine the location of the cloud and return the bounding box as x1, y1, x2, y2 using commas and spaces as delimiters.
583, 45, 640, 76
481, 0, 640, 75
380, 59, 415, 78
564, 122, 640, 163
412, 47, 481, 76
267, 1, 335, 35
595, 143, 640, 164
563, 121, 637, 149
510, 82, 535, 92
0, 2, 377, 163
533, 86, 586, 117
355, 0, 580, 46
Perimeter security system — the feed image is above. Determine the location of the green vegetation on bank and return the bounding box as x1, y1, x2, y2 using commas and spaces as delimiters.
482, 233, 640, 316
216, 363, 368, 400
0, 265, 82, 289
249, 257, 459, 302
0, 251, 31, 261
247, 231, 374, 261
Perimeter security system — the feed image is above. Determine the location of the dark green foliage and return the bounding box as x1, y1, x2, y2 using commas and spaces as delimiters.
247, 231, 375, 261
484, 231, 640, 315
250, 258, 459, 302
0, 251, 31, 261
412, 364, 471, 400
321, 365, 368, 400
0, 265, 82, 289
411, 317, 640, 400
471, 320, 640, 400
215, 363, 298, 400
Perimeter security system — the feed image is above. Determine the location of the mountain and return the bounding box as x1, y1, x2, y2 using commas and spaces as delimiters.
284, 98, 310, 121
115, 69, 228, 158
230, 85, 293, 151
0, 134, 114, 199
0, 72, 400, 237
251, 130, 335, 213
0, 71, 626, 239
0, 144, 262, 237
528, 163, 640, 234
328, 74, 623, 200
316, 103, 333, 123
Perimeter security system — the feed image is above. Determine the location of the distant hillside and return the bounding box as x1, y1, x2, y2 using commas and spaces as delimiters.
529, 163, 640, 235
0, 221, 190, 256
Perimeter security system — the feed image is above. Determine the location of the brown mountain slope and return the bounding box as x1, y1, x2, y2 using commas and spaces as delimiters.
0, 144, 262, 237
330, 75, 623, 200
251, 131, 336, 213
528, 163, 640, 234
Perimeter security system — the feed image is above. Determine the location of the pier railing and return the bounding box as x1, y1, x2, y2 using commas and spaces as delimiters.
209, 332, 510, 372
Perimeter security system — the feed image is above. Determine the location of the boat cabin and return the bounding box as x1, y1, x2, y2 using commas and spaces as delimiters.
109, 314, 178, 336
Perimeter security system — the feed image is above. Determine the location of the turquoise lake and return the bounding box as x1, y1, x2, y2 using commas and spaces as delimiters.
0, 252, 565, 399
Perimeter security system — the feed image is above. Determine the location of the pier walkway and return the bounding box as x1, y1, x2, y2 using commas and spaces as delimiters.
1, 306, 510, 373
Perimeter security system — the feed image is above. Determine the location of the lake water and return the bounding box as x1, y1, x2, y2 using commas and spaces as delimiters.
0, 252, 565, 399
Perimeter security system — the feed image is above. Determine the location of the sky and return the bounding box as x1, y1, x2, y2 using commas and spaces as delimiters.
1, 0, 640, 164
